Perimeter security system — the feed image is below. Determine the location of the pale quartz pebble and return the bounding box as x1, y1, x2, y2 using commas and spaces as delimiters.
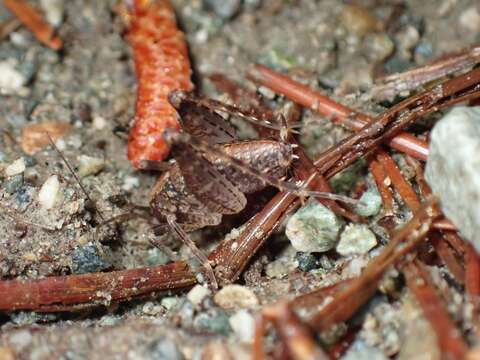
286, 199, 344, 252
214, 285, 259, 309
425, 106, 480, 252
21, 121, 72, 155
459, 6, 480, 33
187, 285, 211, 306
229, 310, 255, 343
38, 175, 60, 210
122, 176, 140, 191
5, 158, 26, 177
336, 224, 377, 256
77, 155, 105, 177
0, 60, 27, 94
340, 5, 383, 36
40, 0, 64, 27
342, 340, 388, 360
92, 115, 106, 130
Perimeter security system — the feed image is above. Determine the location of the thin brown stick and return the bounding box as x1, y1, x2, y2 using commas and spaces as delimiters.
254, 302, 329, 360
4, 0, 62, 50
248, 64, 430, 161
376, 150, 420, 210
403, 260, 468, 359
373, 43, 480, 101
0, 262, 196, 311
0, 17, 21, 40
368, 154, 395, 215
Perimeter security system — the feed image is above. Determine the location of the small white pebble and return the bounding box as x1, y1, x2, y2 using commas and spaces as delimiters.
0, 60, 27, 94
78, 155, 104, 177
40, 0, 64, 27
92, 115, 106, 130
187, 284, 211, 306
122, 176, 140, 191
38, 175, 60, 210
55, 138, 66, 151
214, 285, 259, 310
459, 6, 480, 33
229, 310, 255, 343
5, 157, 26, 177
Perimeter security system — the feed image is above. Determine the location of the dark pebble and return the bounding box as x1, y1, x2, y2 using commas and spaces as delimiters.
71, 244, 110, 274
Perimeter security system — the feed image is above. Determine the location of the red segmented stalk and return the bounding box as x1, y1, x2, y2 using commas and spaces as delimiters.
127, 0, 194, 168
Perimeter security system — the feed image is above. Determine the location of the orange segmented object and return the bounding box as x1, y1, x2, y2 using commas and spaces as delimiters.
127, 0, 194, 168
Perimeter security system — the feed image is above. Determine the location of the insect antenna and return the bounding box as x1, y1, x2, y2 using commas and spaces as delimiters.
46, 132, 105, 222
170, 90, 300, 134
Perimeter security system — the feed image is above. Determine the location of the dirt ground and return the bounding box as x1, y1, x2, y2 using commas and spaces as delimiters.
0, 0, 479, 359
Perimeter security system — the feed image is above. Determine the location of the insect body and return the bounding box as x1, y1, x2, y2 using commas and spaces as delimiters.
150, 91, 294, 233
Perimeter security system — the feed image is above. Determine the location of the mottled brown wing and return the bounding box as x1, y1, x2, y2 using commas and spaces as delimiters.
169, 90, 238, 144
150, 166, 222, 232
171, 141, 247, 214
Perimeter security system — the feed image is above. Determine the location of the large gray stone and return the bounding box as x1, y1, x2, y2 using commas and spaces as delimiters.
425, 106, 480, 252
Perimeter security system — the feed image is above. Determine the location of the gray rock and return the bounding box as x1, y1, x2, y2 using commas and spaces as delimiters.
337, 224, 377, 256
193, 309, 232, 335
148, 338, 184, 360
204, 0, 241, 19
425, 106, 480, 252
286, 199, 344, 252
355, 187, 382, 217
341, 340, 388, 360
71, 244, 110, 274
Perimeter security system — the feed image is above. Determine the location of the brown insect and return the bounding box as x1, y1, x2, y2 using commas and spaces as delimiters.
148, 90, 353, 287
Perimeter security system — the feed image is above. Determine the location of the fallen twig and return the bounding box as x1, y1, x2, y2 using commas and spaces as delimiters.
3, 0, 62, 50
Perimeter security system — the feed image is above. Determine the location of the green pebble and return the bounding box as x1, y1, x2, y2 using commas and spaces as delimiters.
286, 199, 344, 253
194, 310, 232, 336
4, 174, 24, 194
146, 248, 170, 266
355, 187, 382, 217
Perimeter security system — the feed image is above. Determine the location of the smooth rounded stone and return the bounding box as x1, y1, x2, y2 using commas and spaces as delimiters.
425, 106, 480, 252
295, 252, 318, 272
40, 0, 64, 27
147, 338, 184, 360
204, 0, 241, 19
367, 33, 394, 62
71, 244, 110, 274
187, 284, 212, 307
0, 60, 28, 95
340, 5, 383, 37
77, 155, 105, 177
355, 187, 382, 217
4, 174, 24, 194
458, 6, 480, 33
341, 340, 388, 360
146, 248, 170, 266
214, 284, 259, 309
193, 309, 232, 335
161, 297, 178, 311
38, 175, 60, 210
5, 157, 26, 177
336, 224, 377, 256
229, 310, 255, 343
286, 200, 344, 252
